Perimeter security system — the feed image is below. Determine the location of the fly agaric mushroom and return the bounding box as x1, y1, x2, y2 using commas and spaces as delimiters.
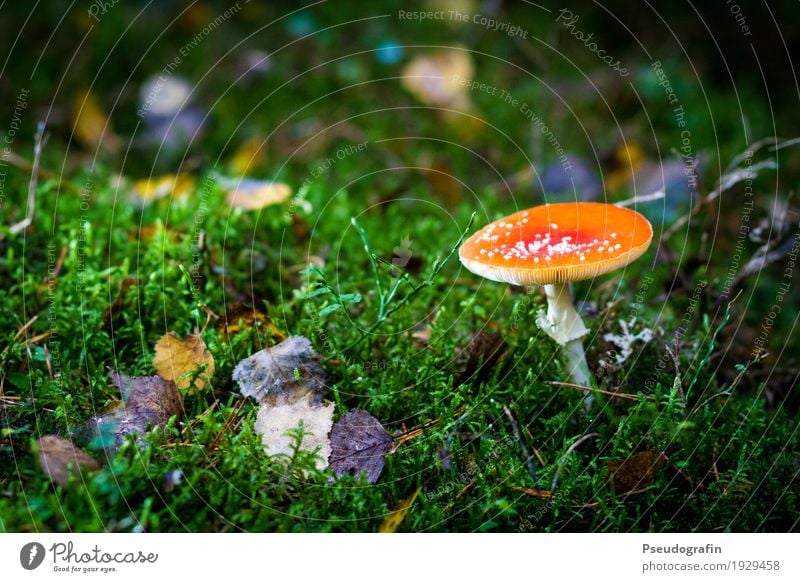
459, 202, 652, 397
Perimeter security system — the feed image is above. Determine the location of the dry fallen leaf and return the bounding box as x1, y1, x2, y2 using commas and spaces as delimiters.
226, 179, 292, 210
607, 450, 666, 494
72, 89, 120, 150
215, 302, 285, 340
232, 336, 325, 406
85, 370, 183, 449
424, 158, 463, 207
329, 409, 393, 484
457, 329, 508, 387
379, 487, 421, 533
37, 435, 100, 487
130, 173, 195, 204
228, 137, 267, 176
153, 332, 215, 391
401, 48, 474, 111
254, 395, 334, 471
606, 142, 646, 193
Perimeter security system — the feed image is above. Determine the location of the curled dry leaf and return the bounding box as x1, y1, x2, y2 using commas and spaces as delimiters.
232, 335, 325, 406
255, 395, 334, 471
85, 371, 183, 450
329, 409, 393, 484
607, 450, 666, 494
153, 331, 215, 391
378, 487, 421, 533
37, 435, 100, 487
226, 179, 292, 210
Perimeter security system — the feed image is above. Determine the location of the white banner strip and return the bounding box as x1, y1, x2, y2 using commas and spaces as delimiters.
1, 533, 797, 581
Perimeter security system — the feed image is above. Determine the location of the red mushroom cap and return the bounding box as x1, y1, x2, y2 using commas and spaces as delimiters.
459, 202, 653, 286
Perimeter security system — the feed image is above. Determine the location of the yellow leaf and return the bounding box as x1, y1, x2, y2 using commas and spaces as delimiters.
153, 332, 214, 391
229, 137, 267, 176
226, 180, 292, 210
130, 174, 195, 204
379, 487, 421, 533
72, 89, 119, 150
607, 143, 646, 192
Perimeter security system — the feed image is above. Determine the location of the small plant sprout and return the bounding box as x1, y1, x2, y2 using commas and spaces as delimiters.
458, 202, 652, 402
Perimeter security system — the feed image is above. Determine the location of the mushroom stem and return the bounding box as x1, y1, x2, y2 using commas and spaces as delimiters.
535, 282, 594, 407
536, 283, 588, 345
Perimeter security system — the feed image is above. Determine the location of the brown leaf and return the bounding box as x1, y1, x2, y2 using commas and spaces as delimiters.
153, 332, 215, 391
37, 435, 100, 486
85, 371, 183, 450
457, 330, 508, 387
329, 409, 393, 484
232, 336, 326, 406
379, 487, 421, 533
607, 451, 666, 494
425, 159, 463, 207
215, 303, 285, 340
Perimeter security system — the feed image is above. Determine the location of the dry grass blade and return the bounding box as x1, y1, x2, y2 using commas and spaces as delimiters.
546, 381, 654, 401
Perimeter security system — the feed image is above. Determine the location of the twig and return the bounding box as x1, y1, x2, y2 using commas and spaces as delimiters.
695, 353, 764, 410
43, 344, 54, 379
661, 137, 793, 242
9, 121, 47, 235
181, 401, 219, 438
46, 246, 69, 282
0, 150, 60, 183
575, 485, 653, 510
546, 380, 655, 401
198, 303, 220, 335
13, 315, 38, 342
551, 432, 599, 490
513, 486, 553, 499
615, 190, 666, 208
665, 345, 684, 404
209, 399, 244, 451
391, 406, 467, 452
714, 233, 799, 307
503, 406, 538, 485
392, 416, 444, 451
